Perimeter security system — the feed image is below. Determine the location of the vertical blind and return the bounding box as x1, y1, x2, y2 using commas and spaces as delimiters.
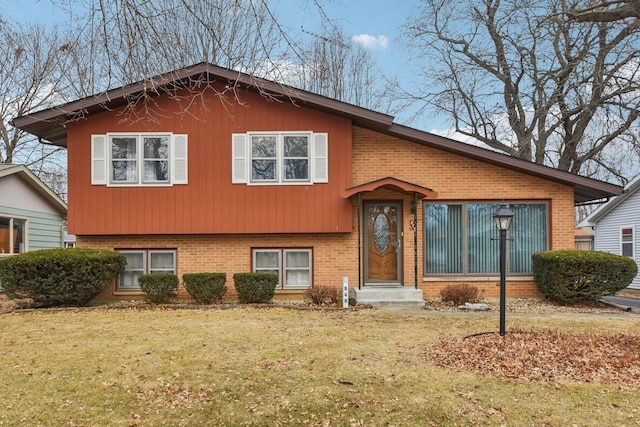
424, 202, 548, 275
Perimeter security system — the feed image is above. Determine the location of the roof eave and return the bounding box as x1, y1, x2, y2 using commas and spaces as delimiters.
386, 124, 623, 204
11, 62, 394, 147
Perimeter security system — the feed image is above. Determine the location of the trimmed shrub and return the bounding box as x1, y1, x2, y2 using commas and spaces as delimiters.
233, 273, 278, 304
0, 248, 126, 307
305, 285, 339, 305
138, 273, 178, 304
183, 273, 227, 304
440, 283, 479, 306
532, 250, 637, 305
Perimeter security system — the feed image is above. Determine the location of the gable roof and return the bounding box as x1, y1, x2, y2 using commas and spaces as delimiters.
11, 62, 622, 204
0, 164, 67, 215
579, 173, 640, 227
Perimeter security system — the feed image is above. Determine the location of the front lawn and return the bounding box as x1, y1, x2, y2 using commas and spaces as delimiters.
1, 306, 638, 426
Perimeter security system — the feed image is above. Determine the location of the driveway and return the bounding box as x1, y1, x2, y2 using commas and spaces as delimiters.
599, 295, 640, 312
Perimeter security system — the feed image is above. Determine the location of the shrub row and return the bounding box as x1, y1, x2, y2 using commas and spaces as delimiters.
139, 272, 281, 304
0, 250, 282, 306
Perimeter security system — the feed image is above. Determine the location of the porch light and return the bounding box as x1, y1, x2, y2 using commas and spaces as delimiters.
493, 203, 514, 337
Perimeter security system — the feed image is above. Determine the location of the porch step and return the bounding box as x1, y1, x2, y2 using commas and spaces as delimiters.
349, 286, 425, 308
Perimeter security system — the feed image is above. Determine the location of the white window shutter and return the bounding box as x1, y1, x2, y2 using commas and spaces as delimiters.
172, 134, 188, 184
91, 134, 107, 185
312, 133, 328, 183
232, 133, 247, 184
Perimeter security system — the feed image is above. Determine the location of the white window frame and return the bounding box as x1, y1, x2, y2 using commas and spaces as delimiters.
232, 131, 328, 185
91, 133, 188, 187
250, 132, 311, 184
252, 248, 313, 289
117, 249, 177, 291
0, 216, 27, 256
621, 226, 635, 258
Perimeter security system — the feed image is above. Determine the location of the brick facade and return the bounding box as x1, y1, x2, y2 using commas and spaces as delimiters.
85, 126, 575, 301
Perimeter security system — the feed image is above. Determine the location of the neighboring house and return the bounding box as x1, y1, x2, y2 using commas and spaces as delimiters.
0, 164, 68, 256
579, 174, 640, 290
12, 63, 622, 304
574, 228, 594, 250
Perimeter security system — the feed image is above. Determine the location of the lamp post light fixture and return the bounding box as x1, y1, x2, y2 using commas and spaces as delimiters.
493, 203, 514, 337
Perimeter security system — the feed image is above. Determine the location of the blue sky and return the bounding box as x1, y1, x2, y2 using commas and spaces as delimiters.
2, 0, 439, 129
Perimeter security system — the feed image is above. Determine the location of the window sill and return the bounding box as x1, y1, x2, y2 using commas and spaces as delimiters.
276, 288, 311, 293
113, 290, 145, 295
423, 276, 534, 282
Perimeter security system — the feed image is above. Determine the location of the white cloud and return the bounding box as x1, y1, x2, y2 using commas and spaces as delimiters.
351, 34, 388, 50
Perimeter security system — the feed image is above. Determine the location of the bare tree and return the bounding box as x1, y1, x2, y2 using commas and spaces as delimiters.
267, 28, 393, 112
404, 0, 640, 182
567, 0, 640, 22
0, 20, 68, 169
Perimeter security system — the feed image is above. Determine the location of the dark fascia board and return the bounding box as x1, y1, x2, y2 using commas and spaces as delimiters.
11, 62, 622, 203
386, 124, 623, 204
579, 173, 640, 225
11, 62, 394, 148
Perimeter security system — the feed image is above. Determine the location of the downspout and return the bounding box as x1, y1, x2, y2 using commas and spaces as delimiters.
357, 193, 362, 290
413, 193, 418, 290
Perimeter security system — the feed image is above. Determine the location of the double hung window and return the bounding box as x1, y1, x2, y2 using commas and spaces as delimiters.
91, 133, 188, 186
253, 248, 312, 289
424, 202, 548, 275
118, 249, 177, 291
0, 217, 25, 255
232, 132, 328, 185
621, 227, 634, 258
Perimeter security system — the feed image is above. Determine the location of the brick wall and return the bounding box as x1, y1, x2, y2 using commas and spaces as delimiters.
82, 126, 575, 301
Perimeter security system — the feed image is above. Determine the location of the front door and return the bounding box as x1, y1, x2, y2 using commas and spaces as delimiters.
364, 202, 402, 285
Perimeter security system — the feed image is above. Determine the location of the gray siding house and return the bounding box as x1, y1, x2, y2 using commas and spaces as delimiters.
0, 164, 67, 256
579, 174, 640, 290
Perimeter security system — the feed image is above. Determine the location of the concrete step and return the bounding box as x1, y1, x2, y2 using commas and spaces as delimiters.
349, 286, 425, 308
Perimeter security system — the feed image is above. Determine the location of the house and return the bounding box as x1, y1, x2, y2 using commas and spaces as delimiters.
12, 63, 622, 304
0, 164, 68, 256
579, 174, 640, 290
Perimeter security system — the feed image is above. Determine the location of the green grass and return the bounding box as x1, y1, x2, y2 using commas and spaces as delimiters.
1, 306, 639, 426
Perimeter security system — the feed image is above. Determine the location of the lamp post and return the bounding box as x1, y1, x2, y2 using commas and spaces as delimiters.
493, 204, 514, 337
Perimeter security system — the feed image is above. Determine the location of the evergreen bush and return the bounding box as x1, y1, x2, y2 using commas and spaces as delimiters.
532, 250, 637, 304
0, 248, 126, 307
233, 272, 277, 303
138, 273, 178, 304
183, 273, 226, 304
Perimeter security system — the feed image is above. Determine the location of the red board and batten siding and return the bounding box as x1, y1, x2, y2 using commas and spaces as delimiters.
66, 86, 353, 236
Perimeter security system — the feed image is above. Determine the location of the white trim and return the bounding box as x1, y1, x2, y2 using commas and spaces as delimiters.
92, 133, 188, 187
172, 134, 188, 184
283, 249, 313, 289
91, 135, 107, 185
312, 133, 328, 183
232, 133, 248, 183
253, 248, 313, 290
234, 131, 327, 186
620, 225, 635, 259
117, 249, 177, 290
